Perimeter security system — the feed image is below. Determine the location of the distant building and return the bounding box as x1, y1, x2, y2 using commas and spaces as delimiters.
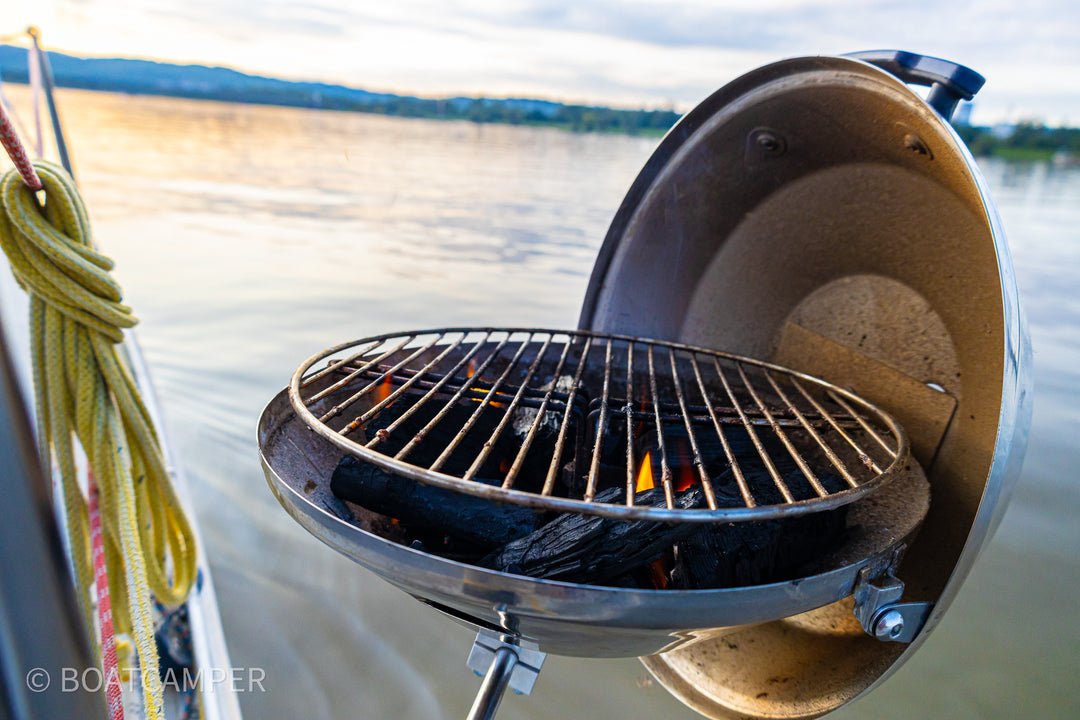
991, 123, 1015, 139
953, 101, 973, 126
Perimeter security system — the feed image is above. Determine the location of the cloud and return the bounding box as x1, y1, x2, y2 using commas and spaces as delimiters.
34, 0, 1080, 121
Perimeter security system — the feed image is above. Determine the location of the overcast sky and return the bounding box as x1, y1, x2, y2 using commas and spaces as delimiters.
6, 0, 1080, 124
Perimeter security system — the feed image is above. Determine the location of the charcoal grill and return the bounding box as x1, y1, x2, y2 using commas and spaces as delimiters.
258, 50, 1031, 720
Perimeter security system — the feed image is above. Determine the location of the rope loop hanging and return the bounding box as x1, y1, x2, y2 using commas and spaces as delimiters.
0, 159, 198, 720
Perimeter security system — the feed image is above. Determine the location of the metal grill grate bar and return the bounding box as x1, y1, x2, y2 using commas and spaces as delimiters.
584, 338, 613, 503
501, 336, 574, 490
688, 354, 756, 508
713, 358, 796, 503
790, 377, 883, 474
462, 334, 556, 484
317, 335, 416, 423
428, 335, 534, 473
348, 335, 468, 431
735, 363, 829, 498
362, 333, 492, 450
329, 335, 446, 431
826, 389, 899, 460
763, 371, 860, 488
647, 345, 675, 509
300, 339, 381, 389
669, 349, 720, 510
542, 336, 593, 496
389, 333, 509, 460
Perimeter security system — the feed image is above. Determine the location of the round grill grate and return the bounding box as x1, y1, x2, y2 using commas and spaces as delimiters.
289, 328, 910, 522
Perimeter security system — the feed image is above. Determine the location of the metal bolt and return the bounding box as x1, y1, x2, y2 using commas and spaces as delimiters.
903, 133, 931, 157
750, 128, 786, 155
757, 133, 780, 151
873, 609, 905, 640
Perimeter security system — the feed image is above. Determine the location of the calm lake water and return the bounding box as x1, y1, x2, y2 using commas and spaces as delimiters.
18, 87, 1080, 719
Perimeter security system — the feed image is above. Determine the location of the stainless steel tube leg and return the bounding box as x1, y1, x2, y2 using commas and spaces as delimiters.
466, 646, 519, 720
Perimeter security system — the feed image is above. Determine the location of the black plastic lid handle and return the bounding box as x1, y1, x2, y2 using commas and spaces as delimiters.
845, 50, 986, 121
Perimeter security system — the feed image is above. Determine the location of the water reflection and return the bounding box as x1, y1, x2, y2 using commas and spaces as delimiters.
17, 86, 1080, 720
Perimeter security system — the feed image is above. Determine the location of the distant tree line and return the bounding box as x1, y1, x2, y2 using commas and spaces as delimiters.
955, 123, 1080, 161
0, 46, 682, 137
368, 97, 681, 135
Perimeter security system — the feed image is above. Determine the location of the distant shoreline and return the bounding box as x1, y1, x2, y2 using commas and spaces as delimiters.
1, 45, 1077, 157
0, 45, 679, 137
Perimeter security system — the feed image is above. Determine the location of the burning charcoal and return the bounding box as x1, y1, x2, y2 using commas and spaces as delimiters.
669, 512, 844, 588
480, 486, 706, 584
330, 456, 548, 547
363, 400, 514, 480
511, 375, 575, 437
362, 392, 563, 494
670, 485, 849, 589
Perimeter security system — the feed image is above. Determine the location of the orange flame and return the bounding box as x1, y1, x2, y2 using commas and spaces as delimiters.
375, 373, 394, 405
636, 447, 695, 493
630, 446, 673, 587
465, 358, 504, 408
635, 449, 673, 589
635, 451, 655, 493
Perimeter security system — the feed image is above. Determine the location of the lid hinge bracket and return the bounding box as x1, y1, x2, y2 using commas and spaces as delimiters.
852, 545, 934, 643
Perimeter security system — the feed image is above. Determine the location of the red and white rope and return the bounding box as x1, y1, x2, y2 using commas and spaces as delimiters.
0, 101, 43, 191
89, 479, 126, 720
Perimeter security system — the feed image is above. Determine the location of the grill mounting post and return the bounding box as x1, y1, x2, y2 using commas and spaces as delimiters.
465, 629, 546, 720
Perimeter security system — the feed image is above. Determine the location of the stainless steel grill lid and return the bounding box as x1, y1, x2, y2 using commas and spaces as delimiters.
579, 52, 1032, 718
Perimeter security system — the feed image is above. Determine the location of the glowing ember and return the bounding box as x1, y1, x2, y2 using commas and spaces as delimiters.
647, 560, 670, 589
674, 439, 696, 492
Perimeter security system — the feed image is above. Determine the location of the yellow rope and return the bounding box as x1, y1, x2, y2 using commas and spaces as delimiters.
0, 160, 197, 719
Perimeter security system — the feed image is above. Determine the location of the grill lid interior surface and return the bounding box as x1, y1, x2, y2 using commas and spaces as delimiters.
572, 52, 1030, 720
289, 327, 910, 523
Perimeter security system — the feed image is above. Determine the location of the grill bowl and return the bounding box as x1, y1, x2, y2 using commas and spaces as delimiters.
259, 378, 929, 657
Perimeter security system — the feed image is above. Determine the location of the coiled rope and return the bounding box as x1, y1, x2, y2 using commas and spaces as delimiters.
0, 160, 197, 719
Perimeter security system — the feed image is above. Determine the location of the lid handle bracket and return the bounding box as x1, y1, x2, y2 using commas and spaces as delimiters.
845, 50, 986, 121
